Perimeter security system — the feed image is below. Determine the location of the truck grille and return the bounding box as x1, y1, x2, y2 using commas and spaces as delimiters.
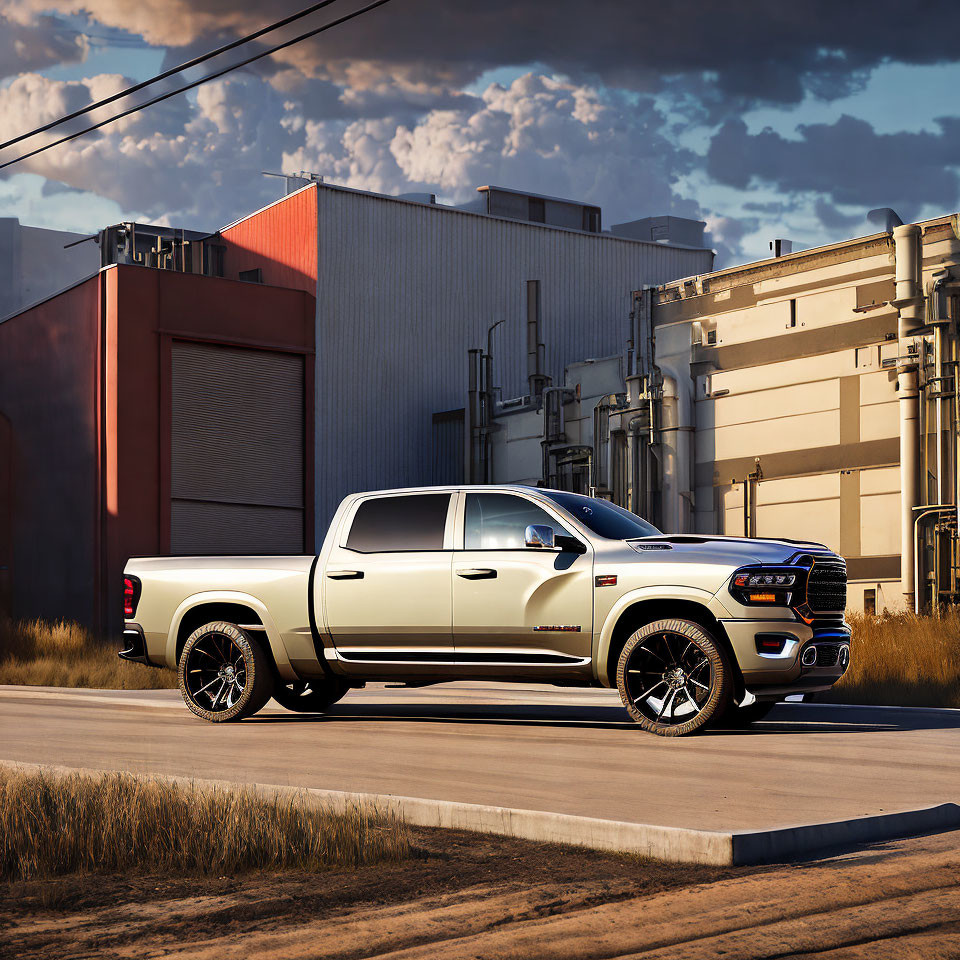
806, 561, 847, 613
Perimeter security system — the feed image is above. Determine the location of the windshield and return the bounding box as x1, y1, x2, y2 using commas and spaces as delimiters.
537, 491, 661, 540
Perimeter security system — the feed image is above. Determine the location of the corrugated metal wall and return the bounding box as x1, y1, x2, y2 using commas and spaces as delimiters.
313, 186, 712, 528
220, 186, 318, 294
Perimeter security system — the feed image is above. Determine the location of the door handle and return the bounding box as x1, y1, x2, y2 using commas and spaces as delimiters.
456, 568, 497, 579
327, 570, 364, 580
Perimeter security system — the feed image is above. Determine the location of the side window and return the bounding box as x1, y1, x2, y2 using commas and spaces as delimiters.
346, 494, 450, 552
464, 493, 570, 549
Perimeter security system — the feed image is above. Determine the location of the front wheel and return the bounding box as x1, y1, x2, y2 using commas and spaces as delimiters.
617, 618, 732, 736
178, 621, 274, 723
272, 677, 351, 713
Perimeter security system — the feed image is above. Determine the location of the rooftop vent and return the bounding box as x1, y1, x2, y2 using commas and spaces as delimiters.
769, 238, 793, 257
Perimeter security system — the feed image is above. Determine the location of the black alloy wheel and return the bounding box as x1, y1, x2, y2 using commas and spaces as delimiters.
178, 621, 273, 722
272, 677, 351, 713
617, 618, 731, 736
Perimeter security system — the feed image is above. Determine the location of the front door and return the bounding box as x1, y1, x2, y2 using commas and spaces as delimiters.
452, 492, 594, 666
324, 492, 454, 670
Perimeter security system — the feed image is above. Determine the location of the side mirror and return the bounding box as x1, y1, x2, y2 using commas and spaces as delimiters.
524, 524, 555, 549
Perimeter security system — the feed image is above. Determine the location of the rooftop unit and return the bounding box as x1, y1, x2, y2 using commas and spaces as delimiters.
476, 185, 602, 233
610, 216, 706, 248
98, 222, 224, 277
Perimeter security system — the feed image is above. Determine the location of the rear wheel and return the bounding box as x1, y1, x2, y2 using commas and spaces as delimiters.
617, 618, 732, 736
178, 621, 273, 723
272, 677, 351, 712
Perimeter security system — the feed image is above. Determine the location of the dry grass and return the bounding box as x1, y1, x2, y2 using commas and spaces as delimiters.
0, 617, 176, 689
824, 610, 960, 709
0, 767, 411, 881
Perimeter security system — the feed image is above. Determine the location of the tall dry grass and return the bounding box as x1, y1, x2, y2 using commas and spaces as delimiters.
824, 610, 960, 708
0, 768, 411, 881
0, 617, 176, 689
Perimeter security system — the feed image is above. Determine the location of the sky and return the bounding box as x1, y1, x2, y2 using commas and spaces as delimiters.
1, 0, 959, 266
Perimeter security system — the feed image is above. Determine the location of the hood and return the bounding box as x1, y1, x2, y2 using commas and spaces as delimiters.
628, 534, 835, 568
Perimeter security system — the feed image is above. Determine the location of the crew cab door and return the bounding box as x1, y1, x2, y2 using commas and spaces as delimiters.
452, 492, 594, 665
324, 492, 455, 667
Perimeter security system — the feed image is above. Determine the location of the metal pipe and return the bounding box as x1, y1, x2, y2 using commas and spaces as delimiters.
913, 505, 954, 614
894, 223, 924, 610
899, 367, 920, 608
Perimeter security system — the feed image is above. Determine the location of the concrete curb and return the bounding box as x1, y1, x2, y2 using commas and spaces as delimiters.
3, 759, 958, 866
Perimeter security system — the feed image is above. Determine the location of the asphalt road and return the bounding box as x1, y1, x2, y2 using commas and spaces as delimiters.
1, 682, 958, 832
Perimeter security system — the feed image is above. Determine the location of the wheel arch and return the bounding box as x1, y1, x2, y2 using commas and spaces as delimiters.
167, 592, 296, 681
596, 590, 744, 699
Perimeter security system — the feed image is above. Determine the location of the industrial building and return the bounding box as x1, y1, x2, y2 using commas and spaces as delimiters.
482, 212, 960, 614
0, 181, 711, 632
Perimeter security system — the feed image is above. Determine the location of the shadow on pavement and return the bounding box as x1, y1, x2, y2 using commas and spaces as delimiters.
246, 700, 960, 733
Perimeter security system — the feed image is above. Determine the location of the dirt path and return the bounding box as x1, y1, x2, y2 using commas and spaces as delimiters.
3, 829, 959, 959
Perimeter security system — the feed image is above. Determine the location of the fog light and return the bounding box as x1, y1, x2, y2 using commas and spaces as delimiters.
839, 644, 850, 669
801, 646, 818, 667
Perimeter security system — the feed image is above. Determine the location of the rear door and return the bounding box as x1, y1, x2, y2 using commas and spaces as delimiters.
452, 492, 594, 665
324, 492, 455, 665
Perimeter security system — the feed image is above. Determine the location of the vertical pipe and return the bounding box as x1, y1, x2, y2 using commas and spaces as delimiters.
899, 367, 920, 608
467, 349, 481, 483
894, 223, 924, 610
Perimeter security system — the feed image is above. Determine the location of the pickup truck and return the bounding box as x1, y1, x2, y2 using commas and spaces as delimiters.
121, 485, 851, 736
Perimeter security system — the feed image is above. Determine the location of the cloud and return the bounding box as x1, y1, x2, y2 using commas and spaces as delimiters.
0, 12, 88, 78
7, 0, 960, 110
285, 74, 700, 222
706, 114, 960, 220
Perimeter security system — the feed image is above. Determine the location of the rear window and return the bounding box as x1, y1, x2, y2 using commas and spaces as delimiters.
346, 494, 450, 552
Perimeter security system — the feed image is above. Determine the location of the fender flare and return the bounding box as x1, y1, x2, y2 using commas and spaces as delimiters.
593, 585, 730, 687
166, 590, 296, 681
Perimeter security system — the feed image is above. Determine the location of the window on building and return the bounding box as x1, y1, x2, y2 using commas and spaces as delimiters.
346, 494, 450, 552
528, 197, 546, 223
863, 588, 877, 616
464, 493, 571, 549
239, 267, 263, 284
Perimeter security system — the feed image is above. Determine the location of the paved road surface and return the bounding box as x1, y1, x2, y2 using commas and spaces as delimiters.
1, 683, 957, 831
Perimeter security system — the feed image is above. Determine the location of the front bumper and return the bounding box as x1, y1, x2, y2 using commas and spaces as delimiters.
720, 618, 851, 695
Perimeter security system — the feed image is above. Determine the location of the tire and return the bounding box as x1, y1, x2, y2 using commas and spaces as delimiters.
721, 700, 777, 727
178, 621, 274, 723
272, 677, 351, 713
617, 618, 732, 737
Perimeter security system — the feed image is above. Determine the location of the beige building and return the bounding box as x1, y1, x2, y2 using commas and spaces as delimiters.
479, 213, 960, 614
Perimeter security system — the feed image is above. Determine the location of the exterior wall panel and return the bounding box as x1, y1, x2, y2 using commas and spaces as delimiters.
0, 275, 100, 624
221, 186, 318, 294
313, 185, 711, 527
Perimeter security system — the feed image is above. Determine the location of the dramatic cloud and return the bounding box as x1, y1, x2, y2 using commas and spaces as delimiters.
6, 0, 960, 108
707, 115, 960, 222
283, 74, 699, 223
0, 12, 88, 77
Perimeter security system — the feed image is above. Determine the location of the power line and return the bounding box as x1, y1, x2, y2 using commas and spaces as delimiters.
0, 0, 344, 152
0, 0, 395, 171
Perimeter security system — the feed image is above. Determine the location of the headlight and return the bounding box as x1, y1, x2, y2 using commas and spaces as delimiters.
729, 567, 799, 606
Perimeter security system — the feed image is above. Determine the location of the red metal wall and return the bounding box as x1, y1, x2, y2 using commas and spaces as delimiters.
0, 275, 101, 627
0, 264, 315, 635
107, 265, 316, 634
220, 185, 318, 294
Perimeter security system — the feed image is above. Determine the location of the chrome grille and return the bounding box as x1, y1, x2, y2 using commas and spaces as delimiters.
806, 562, 847, 613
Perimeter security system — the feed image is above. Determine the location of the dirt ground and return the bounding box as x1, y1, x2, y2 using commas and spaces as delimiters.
2, 827, 959, 960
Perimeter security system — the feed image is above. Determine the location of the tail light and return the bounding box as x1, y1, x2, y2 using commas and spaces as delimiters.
123, 576, 141, 619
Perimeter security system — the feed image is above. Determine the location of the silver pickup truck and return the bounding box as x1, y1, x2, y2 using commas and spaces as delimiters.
121, 485, 851, 736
